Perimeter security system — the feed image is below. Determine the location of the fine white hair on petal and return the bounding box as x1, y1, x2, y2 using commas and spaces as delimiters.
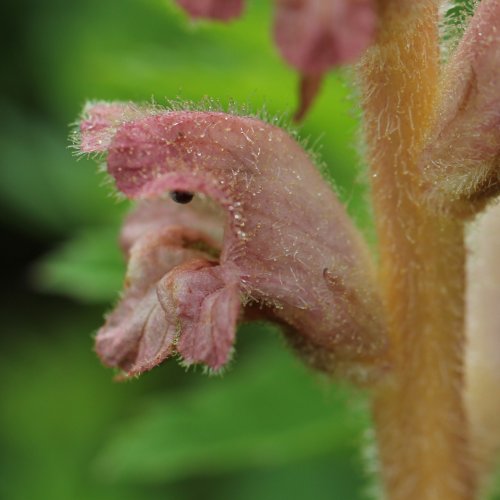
420, 0, 500, 218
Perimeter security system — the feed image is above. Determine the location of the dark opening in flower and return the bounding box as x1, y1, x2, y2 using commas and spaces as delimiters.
170, 190, 195, 204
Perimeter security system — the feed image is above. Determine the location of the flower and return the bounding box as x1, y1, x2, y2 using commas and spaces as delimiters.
420, 0, 500, 218
79, 102, 386, 381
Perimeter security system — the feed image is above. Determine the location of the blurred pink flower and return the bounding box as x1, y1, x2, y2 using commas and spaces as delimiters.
273, 0, 376, 74
175, 0, 244, 21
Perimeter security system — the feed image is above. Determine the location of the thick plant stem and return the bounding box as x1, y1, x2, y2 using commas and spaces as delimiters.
359, 2, 475, 499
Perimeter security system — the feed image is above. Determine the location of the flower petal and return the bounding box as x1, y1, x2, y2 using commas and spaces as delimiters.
79, 101, 150, 153
97, 288, 177, 377
175, 0, 244, 21
158, 259, 241, 369
420, 0, 500, 218
120, 198, 224, 256
96, 216, 221, 376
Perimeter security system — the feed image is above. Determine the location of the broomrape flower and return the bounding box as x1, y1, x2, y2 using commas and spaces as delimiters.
79, 102, 386, 381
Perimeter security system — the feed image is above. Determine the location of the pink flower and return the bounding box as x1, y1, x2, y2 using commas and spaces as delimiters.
79, 102, 386, 380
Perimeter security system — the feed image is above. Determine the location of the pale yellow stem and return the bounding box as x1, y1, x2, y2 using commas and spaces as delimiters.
359, 2, 476, 498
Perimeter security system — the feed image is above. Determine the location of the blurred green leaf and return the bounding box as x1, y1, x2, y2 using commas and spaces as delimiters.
0, 304, 187, 500
487, 465, 500, 500
95, 329, 370, 484
0, 103, 127, 237
33, 226, 125, 303
215, 453, 368, 500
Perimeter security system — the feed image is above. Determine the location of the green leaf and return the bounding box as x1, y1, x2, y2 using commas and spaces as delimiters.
441, 0, 478, 48
94, 329, 371, 483
0, 305, 176, 500
33, 226, 125, 303
214, 453, 368, 500
0, 103, 127, 237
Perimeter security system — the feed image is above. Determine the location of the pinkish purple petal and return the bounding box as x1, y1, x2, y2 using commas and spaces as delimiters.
158, 259, 241, 369
81, 105, 386, 381
273, 0, 377, 74
96, 218, 221, 376
175, 0, 244, 21
79, 101, 153, 153
419, 0, 500, 218
120, 198, 224, 256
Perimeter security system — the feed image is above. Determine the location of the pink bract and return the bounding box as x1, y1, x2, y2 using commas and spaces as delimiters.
175, 0, 244, 21
80, 102, 386, 381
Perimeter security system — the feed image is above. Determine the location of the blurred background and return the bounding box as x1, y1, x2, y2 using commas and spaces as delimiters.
0, 0, 378, 498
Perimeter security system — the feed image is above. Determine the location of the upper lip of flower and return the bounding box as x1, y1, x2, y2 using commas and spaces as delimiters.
80, 103, 387, 380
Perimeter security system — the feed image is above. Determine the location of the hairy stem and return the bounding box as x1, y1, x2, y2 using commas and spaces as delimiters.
359, 2, 475, 498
